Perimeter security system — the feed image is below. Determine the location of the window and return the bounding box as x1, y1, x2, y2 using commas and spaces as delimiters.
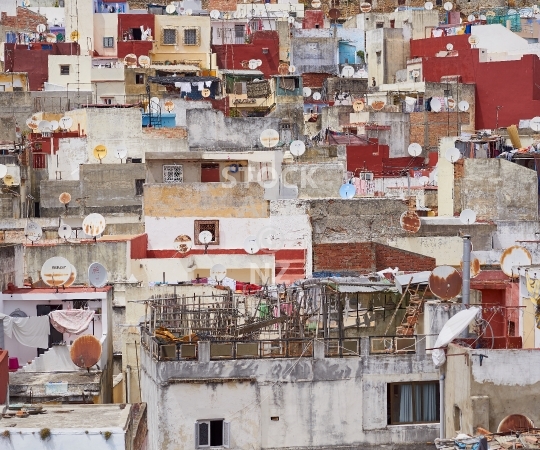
376, 22, 384, 28
102, 97, 114, 105
376, 51, 381, 64
183, 27, 200, 45
162, 27, 177, 45
60, 65, 70, 75
103, 37, 114, 48
195, 420, 229, 448
135, 179, 145, 196
194, 220, 219, 245
0, 85, 4, 92
163, 164, 183, 183
234, 24, 245, 38
135, 74, 145, 84
388, 382, 440, 425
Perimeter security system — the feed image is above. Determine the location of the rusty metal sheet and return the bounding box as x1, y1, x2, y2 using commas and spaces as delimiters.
460, 254, 481, 278
429, 265, 462, 300
500, 245, 532, 278
400, 211, 421, 233
70, 335, 102, 370
174, 234, 192, 254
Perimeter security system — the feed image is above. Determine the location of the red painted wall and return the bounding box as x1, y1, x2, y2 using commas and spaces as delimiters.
0, 350, 7, 404
117, 14, 155, 59
4, 43, 79, 90
410, 35, 540, 129
212, 31, 280, 78
302, 10, 325, 29
130, 234, 148, 259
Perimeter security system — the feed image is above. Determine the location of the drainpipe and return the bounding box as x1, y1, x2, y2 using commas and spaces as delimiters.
462, 235, 471, 306
125, 365, 131, 403
439, 369, 445, 439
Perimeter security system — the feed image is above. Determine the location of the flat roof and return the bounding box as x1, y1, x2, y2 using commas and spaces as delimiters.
0, 404, 132, 430
3, 286, 111, 294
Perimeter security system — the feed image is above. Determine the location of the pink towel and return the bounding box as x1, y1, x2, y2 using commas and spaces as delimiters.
49, 309, 95, 335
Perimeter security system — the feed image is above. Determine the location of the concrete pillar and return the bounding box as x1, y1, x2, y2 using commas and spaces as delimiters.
313, 339, 325, 360
198, 341, 210, 363
360, 337, 370, 356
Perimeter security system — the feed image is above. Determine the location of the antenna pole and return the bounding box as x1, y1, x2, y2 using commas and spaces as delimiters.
462, 235, 471, 306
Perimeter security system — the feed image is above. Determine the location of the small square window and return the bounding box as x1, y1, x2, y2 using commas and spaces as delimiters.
376, 51, 381, 64
195, 419, 229, 448
234, 24, 244, 38
135, 179, 145, 196
102, 97, 113, 105
194, 220, 219, 245
135, 74, 145, 84
376, 22, 384, 28
163, 164, 183, 183
183, 27, 200, 46
162, 28, 177, 45
103, 37, 114, 48
60, 65, 70, 75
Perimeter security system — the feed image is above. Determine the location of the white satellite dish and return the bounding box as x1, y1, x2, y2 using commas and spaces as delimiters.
88, 262, 108, 288
289, 65, 296, 73
467, 14, 475, 21
25, 221, 42, 242
430, 97, 442, 112
311, 0, 321, 7
38, 120, 52, 133
243, 236, 260, 254
199, 230, 213, 244
446, 43, 454, 51
459, 209, 477, 224
64, 265, 77, 288
210, 264, 227, 282
530, 116, 540, 132
445, 147, 461, 163
303, 87, 312, 97
248, 59, 258, 70
290, 140, 306, 157
185, 8, 192, 15
41, 256, 72, 287
82, 213, 106, 237
443, 1, 453, 10
36, 23, 46, 33
500, 246, 532, 278
260, 129, 280, 148
58, 224, 72, 240
255, 59, 262, 67
468, 35, 478, 45
313, 92, 321, 100
408, 143, 422, 157
458, 100, 470, 112
115, 148, 127, 159
166, 4, 176, 13
424, 1, 433, 9
341, 65, 354, 78
210, 9, 220, 18
339, 183, 356, 199
59, 116, 73, 130
50, 120, 59, 131
138, 55, 150, 68
0, 164, 7, 179
479, 14, 486, 20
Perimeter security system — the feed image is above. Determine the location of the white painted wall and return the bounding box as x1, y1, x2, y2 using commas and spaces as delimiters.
48, 55, 92, 90
47, 137, 88, 181
64, 0, 94, 54
437, 136, 455, 216
0, 429, 126, 450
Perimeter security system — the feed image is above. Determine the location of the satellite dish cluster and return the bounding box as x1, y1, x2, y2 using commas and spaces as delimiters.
40, 256, 107, 288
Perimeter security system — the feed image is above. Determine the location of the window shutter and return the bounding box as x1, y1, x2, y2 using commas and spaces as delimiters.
195, 422, 199, 448
198, 421, 210, 447
223, 421, 230, 448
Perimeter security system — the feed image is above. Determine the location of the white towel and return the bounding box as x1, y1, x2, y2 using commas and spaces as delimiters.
197, 81, 204, 91
205, 81, 212, 87
49, 309, 95, 335
0, 314, 50, 349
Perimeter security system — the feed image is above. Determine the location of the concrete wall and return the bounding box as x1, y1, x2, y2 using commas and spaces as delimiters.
141, 341, 439, 450
290, 33, 339, 74
284, 162, 345, 198
0, 243, 23, 290
367, 28, 408, 86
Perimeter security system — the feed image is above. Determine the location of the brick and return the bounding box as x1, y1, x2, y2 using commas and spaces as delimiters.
1, 7, 47, 32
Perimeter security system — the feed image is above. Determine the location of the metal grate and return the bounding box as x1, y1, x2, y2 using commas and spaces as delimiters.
162, 28, 177, 45
163, 165, 183, 183
183, 27, 200, 46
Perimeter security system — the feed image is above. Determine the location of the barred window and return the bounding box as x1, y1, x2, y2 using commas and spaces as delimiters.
194, 220, 219, 245
103, 37, 114, 48
183, 27, 200, 45
162, 27, 177, 45
234, 24, 245, 37
163, 165, 183, 183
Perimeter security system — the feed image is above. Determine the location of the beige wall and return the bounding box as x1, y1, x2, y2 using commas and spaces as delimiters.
93, 13, 118, 57
48, 55, 92, 90
64, 0, 94, 54
0, 73, 28, 91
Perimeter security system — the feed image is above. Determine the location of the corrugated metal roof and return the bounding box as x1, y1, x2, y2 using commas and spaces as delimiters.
221, 69, 264, 76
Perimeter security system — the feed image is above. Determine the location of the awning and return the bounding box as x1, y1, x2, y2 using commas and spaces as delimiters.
151, 64, 201, 72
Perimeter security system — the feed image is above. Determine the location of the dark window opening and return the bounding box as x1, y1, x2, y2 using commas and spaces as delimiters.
196, 420, 229, 448
315, 23, 320, 28
210, 420, 223, 446
60, 65, 70, 75
376, 22, 384, 28
136, 74, 145, 84
508, 320, 515, 336
135, 179, 145, 196
390, 19, 395, 27
132, 158, 143, 163
388, 382, 440, 425
397, 0, 405, 5
234, 24, 244, 38
37, 304, 62, 356
131, 27, 142, 40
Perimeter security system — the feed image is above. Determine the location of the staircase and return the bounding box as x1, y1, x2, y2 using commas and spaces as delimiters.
21, 345, 79, 372
396, 291, 425, 337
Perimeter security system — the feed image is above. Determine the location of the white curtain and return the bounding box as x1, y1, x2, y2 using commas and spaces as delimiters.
422, 383, 438, 422
399, 384, 413, 423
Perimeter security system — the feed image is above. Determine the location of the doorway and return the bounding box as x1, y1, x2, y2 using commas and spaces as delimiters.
36, 304, 63, 356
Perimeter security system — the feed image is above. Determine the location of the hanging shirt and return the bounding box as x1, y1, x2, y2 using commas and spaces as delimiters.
0, 314, 50, 349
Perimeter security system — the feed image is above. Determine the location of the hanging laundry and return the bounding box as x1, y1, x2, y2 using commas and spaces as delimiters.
197, 81, 204, 91
0, 314, 50, 349
221, 277, 236, 290
432, 29, 444, 37
49, 309, 95, 335
174, 82, 192, 92
204, 81, 212, 88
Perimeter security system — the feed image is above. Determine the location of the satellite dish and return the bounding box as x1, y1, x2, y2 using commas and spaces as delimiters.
278, 63, 289, 75
479, 14, 487, 20
311, 0, 321, 7
36, 23, 46, 33
59, 192, 71, 205
114, 148, 127, 159
461, 253, 481, 279
289, 140, 306, 157
447, 98, 456, 109
419, 176, 430, 186
25, 221, 42, 242
58, 224, 72, 240
371, 100, 385, 111
138, 55, 150, 68
174, 235, 193, 253
360, 2, 372, 12
412, 70, 420, 79
210, 264, 227, 282
164, 100, 175, 112
38, 120, 52, 133
201, 89, 211, 98
50, 120, 59, 131
186, 8, 192, 15
70, 30, 79, 41
41, 256, 72, 287
303, 87, 312, 97
500, 246, 532, 278
468, 35, 478, 45
248, 59, 258, 70
46, 33, 56, 43
64, 265, 77, 288
400, 211, 421, 233
93, 144, 107, 162
312, 92, 321, 101
530, 117, 540, 132
123, 53, 137, 67
88, 262, 108, 287
3, 175, 14, 186
210, 9, 220, 18
353, 100, 365, 112
341, 65, 354, 78
445, 147, 461, 163
328, 8, 340, 19
443, 1, 453, 10
0, 165, 7, 179
70, 335, 102, 371
339, 183, 356, 199
243, 236, 260, 254
82, 213, 106, 237
424, 1, 433, 9
446, 43, 454, 51
467, 14, 475, 21
59, 116, 73, 130
166, 4, 176, 13
199, 230, 213, 245
430, 98, 442, 112
260, 129, 280, 148
459, 208, 477, 224
408, 143, 422, 157
26, 117, 39, 130
288, 65, 296, 74
458, 100, 470, 112
256, 59, 262, 66
429, 265, 462, 300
